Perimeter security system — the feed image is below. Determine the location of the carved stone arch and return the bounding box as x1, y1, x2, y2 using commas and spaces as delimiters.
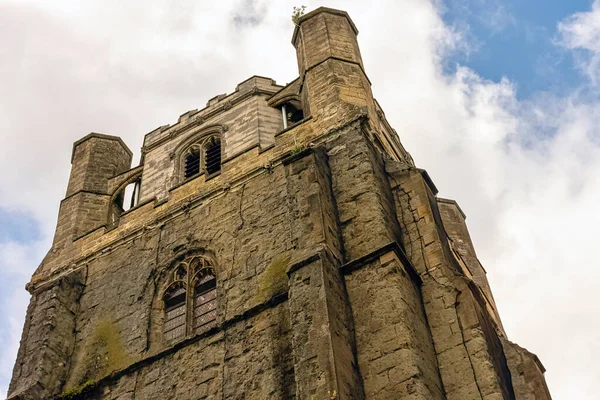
149, 249, 219, 351
163, 279, 187, 295
107, 165, 143, 194
172, 124, 226, 184
191, 265, 216, 287
106, 168, 143, 227
167, 248, 217, 271
109, 170, 143, 204
269, 93, 301, 108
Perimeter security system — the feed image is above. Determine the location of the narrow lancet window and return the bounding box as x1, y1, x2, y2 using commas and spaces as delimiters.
204, 137, 221, 175
184, 147, 201, 178
193, 271, 217, 329
164, 281, 187, 343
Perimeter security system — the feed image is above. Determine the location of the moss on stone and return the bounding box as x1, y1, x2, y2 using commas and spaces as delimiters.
94, 318, 131, 373
60, 379, 98, 399
67, 317, 132, 389
257, 254, 291, 303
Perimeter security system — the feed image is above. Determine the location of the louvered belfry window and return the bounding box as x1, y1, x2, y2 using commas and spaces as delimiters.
184, 146, 201, 179
181, 136, 221, 181
204, 136, 221, 176
163, 256, 217, 344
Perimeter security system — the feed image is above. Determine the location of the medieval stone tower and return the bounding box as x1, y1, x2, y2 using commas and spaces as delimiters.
8, 7, 551, 400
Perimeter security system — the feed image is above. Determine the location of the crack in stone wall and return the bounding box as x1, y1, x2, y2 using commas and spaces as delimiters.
388, 165, 518, 400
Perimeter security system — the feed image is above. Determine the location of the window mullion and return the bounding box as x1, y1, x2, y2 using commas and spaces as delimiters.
186, 271, 193, 336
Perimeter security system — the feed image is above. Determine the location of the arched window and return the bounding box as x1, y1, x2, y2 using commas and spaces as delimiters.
192, 266, 217, 329
164, 280, 187, 342
179, 135, 222, 181
108, 174, 142, 227
163, 255, 217, 344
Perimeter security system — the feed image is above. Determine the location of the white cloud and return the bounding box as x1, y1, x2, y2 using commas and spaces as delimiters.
558, 0, 600, 84
1, 0, 599, 399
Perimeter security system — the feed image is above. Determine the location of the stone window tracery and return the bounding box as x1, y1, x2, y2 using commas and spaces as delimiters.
179, 135, 222, 181
163, 255, 217, 344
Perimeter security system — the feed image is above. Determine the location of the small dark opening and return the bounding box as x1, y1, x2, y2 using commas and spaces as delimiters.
285, 102, 304, 125
184, 148, 201, 178
114, 191, 124, 211
204, 137, 221, 175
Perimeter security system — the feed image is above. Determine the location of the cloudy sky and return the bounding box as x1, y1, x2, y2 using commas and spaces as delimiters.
1, 0, 599, 398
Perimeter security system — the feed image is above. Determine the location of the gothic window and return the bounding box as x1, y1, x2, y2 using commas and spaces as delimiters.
164, 281, 187, 342
180, 135, 222, 181
192, 267, 217, 329
163, 256, 217, 344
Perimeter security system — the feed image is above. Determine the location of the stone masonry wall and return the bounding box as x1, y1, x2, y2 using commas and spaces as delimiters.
284, 147, 363, 399
63, 155, 295, 394
501, 339, 552, 400
9, 272, 85, 399
345, 250, 444, 399
437, 198, 502, 328
388, 164, 515, 400
79, 302, 294, 400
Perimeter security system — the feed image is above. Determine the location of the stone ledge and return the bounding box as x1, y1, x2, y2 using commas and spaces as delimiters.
341, 241, 422, 284
437, 197, 467, 219
286, 245, 341, 277
7, 381, 47, 400
418, 168, 438, 196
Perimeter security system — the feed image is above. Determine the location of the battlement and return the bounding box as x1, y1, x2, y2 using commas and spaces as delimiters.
142, 76, 282, 153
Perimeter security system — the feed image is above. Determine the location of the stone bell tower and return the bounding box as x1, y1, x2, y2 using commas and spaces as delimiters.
9, 7, 551, 400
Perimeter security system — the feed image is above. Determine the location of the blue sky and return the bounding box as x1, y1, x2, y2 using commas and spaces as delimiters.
0, 209, 41, 244
2, 0, 600, 398
442, 0, 593, 98
443, 0, 591, 98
